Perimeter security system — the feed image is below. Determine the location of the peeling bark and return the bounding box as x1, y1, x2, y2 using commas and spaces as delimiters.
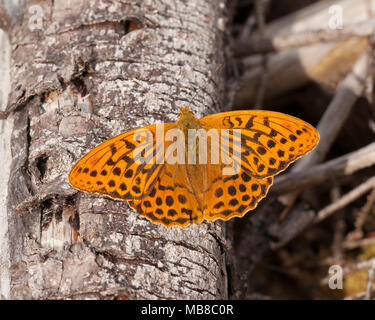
1, 0, 229, 299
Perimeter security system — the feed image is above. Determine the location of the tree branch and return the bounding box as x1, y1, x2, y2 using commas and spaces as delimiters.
314, 176, 375, 223
236, 19, 375, 55
271, 142, 375, 195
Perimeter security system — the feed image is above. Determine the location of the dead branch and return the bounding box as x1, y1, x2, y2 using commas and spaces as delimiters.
365, 260, 375, 299
236, 50, 372, 281
331, 187, 345, 264
343, 237, 375, 250
295, 50, 369, 169
236, 18, 375, 56
344, 292, 374, 300
346, 188, 375, 240
252, 0, 269, 109
233, 0, 373, 106
271, 142, 375, 195
314, 176, 375, 223
277, 49, 369, 216
250, 0, 375, 39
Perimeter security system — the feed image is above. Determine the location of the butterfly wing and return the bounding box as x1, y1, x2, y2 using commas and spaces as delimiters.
198, 110, 318, 222
200, 110, 319, 179
129, 163, 204, 228
202, 167, 273, 222
69, 123, 175, 200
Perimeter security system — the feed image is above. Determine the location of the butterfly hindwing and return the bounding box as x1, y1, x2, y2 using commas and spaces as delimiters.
129, 164, 204, 228
203, 168, 273, 222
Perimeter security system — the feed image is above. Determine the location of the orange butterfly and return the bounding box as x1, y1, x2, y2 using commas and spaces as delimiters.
68, 106, 319, 228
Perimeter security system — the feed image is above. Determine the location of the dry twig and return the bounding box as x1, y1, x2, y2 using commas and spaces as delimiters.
314, 176, 375, 223
278, 49, 369, 215
365, 260, 375, 300
253, 0, 270, 109
236, 18, 375, 56
295, 50, 369, 169
271, 142, 375, 195
346, 188, 375, 240
343, 237, 375, 250
331, 187, 345, 264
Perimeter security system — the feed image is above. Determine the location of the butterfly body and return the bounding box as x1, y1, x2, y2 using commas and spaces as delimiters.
69, 106, 319, 228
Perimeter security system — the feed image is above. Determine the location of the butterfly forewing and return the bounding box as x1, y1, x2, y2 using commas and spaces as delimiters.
200, 110, 319, 179
69, 123, 175, 200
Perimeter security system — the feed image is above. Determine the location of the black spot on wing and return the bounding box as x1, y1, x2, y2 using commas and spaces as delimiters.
113, 167, 121, 176
223, 116, 234, 128
245, 116, 255, 129
166, 195, 174, 206
234, 117, 243, 126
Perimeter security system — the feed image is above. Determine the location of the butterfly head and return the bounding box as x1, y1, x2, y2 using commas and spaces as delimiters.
179, 106, 194, 118
177, 106, 201, 131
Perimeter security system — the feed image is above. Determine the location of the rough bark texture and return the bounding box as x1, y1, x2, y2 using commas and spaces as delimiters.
1, 0, 229, 299
0, 27, 12, 299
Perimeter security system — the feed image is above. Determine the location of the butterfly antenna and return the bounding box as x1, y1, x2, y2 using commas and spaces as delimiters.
187, 63, 223, 106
